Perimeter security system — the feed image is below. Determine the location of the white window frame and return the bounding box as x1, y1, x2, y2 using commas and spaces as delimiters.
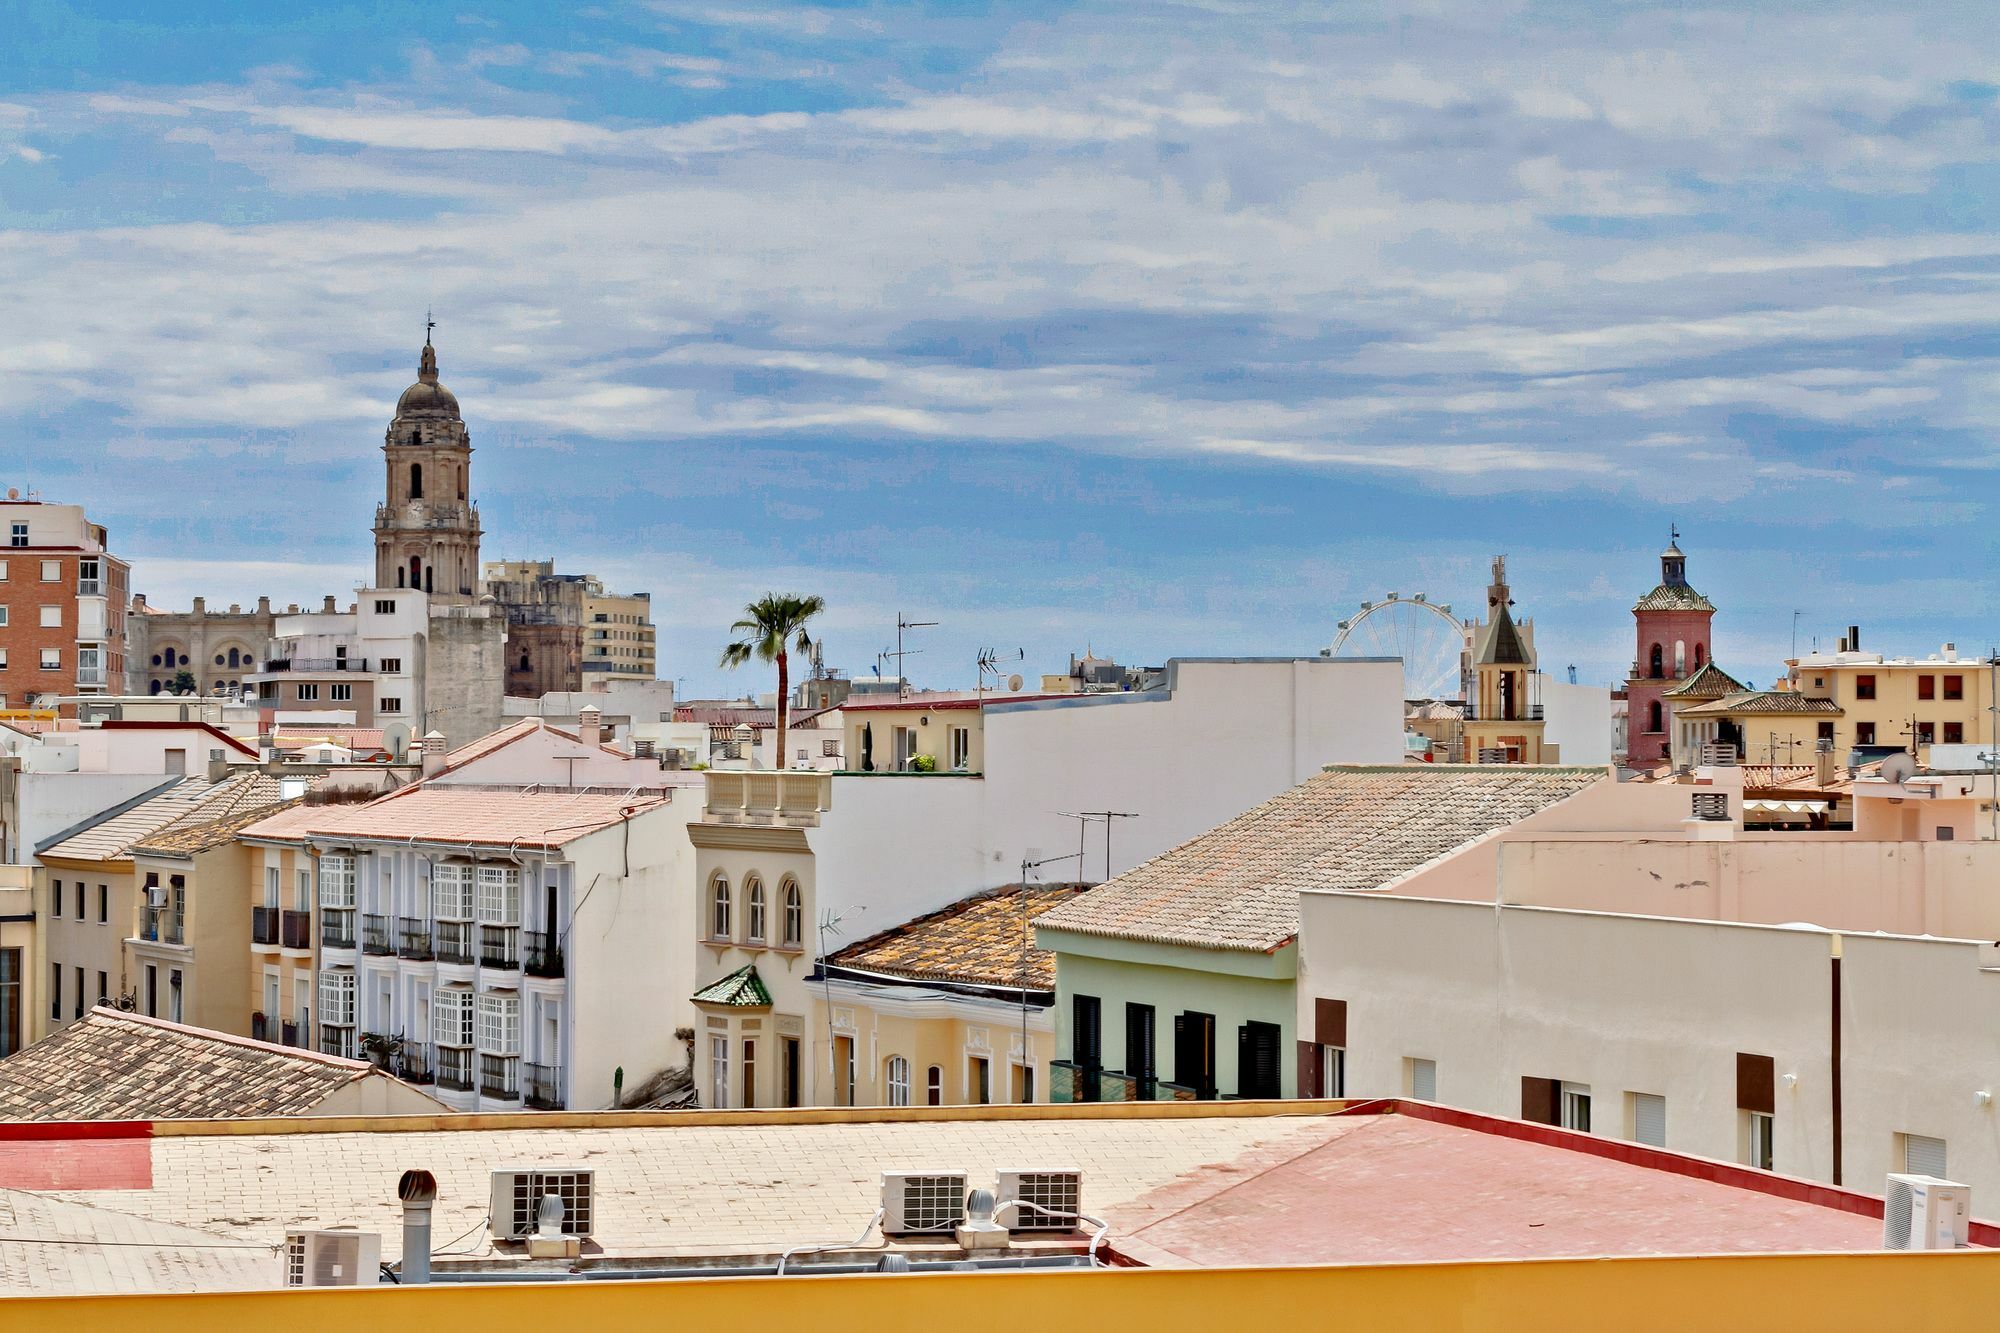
475, 992, 520, 1055
296, 683, 319, 702
948, 725, 971, 771
475, 865, 520, 924
434, 987, 474, 1047
263, 866, 280, 908
1320, 1045, 1345, 1098
745, 878, 766, 943
432, 863, 473, 920
318, 970, 356, 1027
1748, 1111, 1775, 1171
1560, 1081, 1592, 1133
318, 854, 356, 909
887, 1055, 911, 1106
330, 683, 353, 702
38, 560, 58, 582
39, 648, 59, 670
0, 607, 8, 627
1630, 1092, 1667, 1148
379, 697, 403, 714
781, 880, 803, 948
709, 875, 731, 940
710, 1034, 731, 1110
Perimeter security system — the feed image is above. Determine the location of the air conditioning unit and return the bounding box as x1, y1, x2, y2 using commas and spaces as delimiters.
490, 1167, 595, 1240
995, 1169, 1082, 1233
880, 1170, 966, 1236
1884, 1174, 1971, 1250
281, 1230, 380, 1286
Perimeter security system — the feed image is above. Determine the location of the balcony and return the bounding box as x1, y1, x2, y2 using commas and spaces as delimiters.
261, 657, 372, 673
1460, 704, 1546, 722
435, 920, 473, 964
320, 1026, 357, 1060
74, 666, 109, 687
252, 906, 280, 946
437, 1046, 473, 1092
140, 906, 184, 946
78, 578, 102, 596
251, 1012, 268, 1042
281, 1020, 300, 1047
703, 770, 831, 828
280, 910, 312, 950
525, 930, 564, 979
479, 924, 520, 970
321, 908, 355, 949
398, 917, 433, 960
525, 1062, 563, 1110
361, 913, 394, 955
479, 1052, 521, 1099
396, 1043, 434, 1086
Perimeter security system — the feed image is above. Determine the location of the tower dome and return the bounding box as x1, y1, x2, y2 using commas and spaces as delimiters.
395, 340, 461, 420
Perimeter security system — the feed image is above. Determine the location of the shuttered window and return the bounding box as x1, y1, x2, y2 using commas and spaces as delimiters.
1521, 1076, 1561, 1126
434, 988, 474, 1047
1408, 1058, 1437, 1102
318, 855, 356, 909
1238, 1021, 1282, 1099
1903, 1133, 1948, 1178
1124, 1003, 1156, 1085
1072, 995, 1102, 1068
1631, 1092, 1667, 1147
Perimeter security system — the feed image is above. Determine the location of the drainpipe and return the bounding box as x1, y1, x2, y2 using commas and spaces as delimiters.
1829, 934, 1843, 1187
398, 1169, 438, 1284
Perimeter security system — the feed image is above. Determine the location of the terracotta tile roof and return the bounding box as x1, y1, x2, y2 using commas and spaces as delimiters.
1740, 763, 1866, 795
0, 1010, 406, 1120
827, 883, 1092, 990
38, 773, 289, 863
692, 964, 771, 1007
672, 705, 837, 729
131, 797, 304, 858
237, 785, 666, 849
1676, 690, 1844, 718
1035, 765, 1606, 953
434, 717, 645, 771
1633, 583, 1716, 613
272, 726, 387, 752
1662, 660, 1746, 699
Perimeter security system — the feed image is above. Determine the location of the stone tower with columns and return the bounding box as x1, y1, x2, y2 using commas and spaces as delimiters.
372, 334, 482, 604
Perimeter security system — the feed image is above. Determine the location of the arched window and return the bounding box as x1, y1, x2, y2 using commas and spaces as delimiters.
780, 879, 803, 949
410, 462, 424, 499
1674, 641, 1686, 676
228, 647, 242, 668
708, 875, 731, 941
1694, 643, 1706, 668
925, 1065, 942, 1107
518, 651, 531, 673
149, 679, 162, 695
886, 1056, 911, 1106
424, 565, 433, 594
1649, 643, 1663, 678
1648, 700, 1663, 733
408, 555, 422, 589
746, 877, 766, 943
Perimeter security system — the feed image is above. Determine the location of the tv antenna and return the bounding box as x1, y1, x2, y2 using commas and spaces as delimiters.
815, 905, 865, 1104
977, 647, 1025, 694
888, 614, 936, 695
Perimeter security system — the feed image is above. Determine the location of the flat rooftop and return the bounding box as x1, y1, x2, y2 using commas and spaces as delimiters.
0, 1101, 1980, 1293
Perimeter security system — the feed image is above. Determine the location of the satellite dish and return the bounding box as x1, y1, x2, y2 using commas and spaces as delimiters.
1880, 752, 1916, 785
1006, 674, 1024, 692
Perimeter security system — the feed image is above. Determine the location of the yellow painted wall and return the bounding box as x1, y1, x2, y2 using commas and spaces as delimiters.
1791, 659, 1996, 756
9, 1251, 2000, 1332
844, 707, 983, 772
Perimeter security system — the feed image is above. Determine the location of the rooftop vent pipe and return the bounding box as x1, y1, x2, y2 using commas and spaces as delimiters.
398, 1169, 438, 1284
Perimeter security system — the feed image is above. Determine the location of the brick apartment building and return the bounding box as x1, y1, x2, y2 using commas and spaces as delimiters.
0, 491, 130, 713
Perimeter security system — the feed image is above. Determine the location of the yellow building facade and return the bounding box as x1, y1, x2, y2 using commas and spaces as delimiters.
1460, 558, 1556, 765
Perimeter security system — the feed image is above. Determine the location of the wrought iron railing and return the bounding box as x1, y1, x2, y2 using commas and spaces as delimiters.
281, 1020, 300, 1047
525, 1063, 563, 1110
437, 1046, 473, 1091
479, 1053, 520, 1099
435, 919, 473, 964
140, 906, 183, 945
524, 930, 564, 978
251, 1012, 268, 1041
398, 917, 432, 960
397, 1044, 434, 1086
320, 908, 355, 949
361, 913, 394, 955
479, 924, 520, 970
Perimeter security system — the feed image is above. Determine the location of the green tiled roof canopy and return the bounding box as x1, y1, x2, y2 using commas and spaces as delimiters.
692, 964, 772, 1008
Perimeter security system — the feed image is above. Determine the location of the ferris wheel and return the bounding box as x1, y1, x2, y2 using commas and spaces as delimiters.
1325, 592, 1466, 700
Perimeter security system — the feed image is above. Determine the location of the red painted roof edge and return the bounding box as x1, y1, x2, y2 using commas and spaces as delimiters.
1368, 1099, 2000, 1244
0, 1119, 153, 1141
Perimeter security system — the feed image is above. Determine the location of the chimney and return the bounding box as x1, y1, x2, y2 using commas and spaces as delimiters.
1944, 643, 1958, 663
1837, 636, 1849, 654
323, 595, 337, 614
397, 1170, 437, 1285
191, 596, 206, 615
1849, 625, 1860, 652
578, 705, 602, 747
206, 748, 231, 783
256, 596, 271, 615
1816, 742, 1834, 789
420, 731, 447, 778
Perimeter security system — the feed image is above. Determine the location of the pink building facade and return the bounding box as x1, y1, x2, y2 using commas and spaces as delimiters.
1624, 538, 1716, 769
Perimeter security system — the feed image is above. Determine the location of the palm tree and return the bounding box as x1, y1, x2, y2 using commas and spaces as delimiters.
719, 593, 826, 765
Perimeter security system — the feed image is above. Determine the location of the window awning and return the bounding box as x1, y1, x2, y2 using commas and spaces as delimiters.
1744, 799, 1830, 814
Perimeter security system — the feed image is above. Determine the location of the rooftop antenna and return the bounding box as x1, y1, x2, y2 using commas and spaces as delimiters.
889, 614, 936, 696
977, 647, 1025, 694
816, 905, 864, 1105
1019, 848, 1083, 1101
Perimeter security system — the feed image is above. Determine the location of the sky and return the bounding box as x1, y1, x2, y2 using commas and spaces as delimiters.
3, 1, 1998, 698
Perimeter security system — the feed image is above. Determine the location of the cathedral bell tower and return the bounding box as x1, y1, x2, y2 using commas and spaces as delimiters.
372, 331, 482, 603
